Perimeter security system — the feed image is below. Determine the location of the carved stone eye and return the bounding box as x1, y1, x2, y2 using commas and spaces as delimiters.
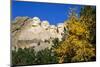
38, 42, 40, 46
32, 25, 37, 27
32, 46, 35, 48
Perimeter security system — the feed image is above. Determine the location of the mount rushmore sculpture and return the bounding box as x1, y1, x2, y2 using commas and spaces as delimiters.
12, 17, 67, 52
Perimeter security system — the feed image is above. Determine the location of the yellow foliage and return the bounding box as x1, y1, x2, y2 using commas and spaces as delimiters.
54, 14, 95, 63
67, 21, 88, 36
58, 56, 65, 63
72, 47, 95, 62
54, 41, 68, 56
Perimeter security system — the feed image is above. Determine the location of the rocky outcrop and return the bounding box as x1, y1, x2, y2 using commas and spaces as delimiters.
11, 17, 66, 52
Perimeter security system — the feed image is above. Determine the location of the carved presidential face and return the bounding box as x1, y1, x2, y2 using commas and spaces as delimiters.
41, 20, 50, 29
57, 23, 64, 33
32, 17, 41, 25
49, 25, 57, 34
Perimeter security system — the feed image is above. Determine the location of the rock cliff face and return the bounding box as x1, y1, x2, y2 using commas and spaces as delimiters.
11, 17, 66, 52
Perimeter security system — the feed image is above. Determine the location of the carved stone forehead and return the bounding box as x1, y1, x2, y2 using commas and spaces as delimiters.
57, 23, 64, 28
32, 17, 40, 21
41, 20, 49, 25
50, 25, 56, 29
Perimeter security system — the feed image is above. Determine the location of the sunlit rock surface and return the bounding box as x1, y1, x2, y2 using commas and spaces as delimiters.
12, 17, 66, 52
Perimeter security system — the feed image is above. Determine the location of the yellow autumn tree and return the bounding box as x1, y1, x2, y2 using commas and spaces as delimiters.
54, 8, 96, 63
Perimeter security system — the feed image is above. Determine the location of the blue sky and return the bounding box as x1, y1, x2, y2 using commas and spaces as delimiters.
12, 0, 82, 25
